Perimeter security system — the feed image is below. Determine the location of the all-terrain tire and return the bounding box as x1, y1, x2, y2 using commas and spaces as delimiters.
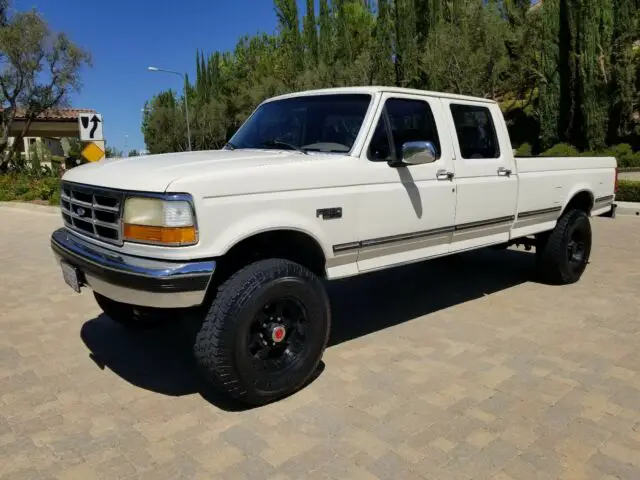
536, 208, 592, 284
94, 292, 170, 329
193, 258, 331, 406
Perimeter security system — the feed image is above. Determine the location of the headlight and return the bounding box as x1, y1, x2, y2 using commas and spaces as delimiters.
123, 196, 197, 246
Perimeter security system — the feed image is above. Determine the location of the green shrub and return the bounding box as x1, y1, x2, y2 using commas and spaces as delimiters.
0, 174, 61, 204
619, 152, 640, 168
49, 187, 61, 205
515, 142, 533, 157
617, 180, 640, 203
582, 144, 640, 168
598, 144, 640, 168
541, 143, 580, 157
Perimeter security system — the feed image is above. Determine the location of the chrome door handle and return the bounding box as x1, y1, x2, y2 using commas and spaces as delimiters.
436, 169, 454, 181
497, 167, 512, 177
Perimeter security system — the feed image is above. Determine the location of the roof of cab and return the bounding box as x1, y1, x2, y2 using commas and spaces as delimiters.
263, 86, 497, 105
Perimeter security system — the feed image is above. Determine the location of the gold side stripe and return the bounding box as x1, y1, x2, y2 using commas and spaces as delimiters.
333, 215, 515, 254
516, 206, 562, 219
595, 195, 614, 203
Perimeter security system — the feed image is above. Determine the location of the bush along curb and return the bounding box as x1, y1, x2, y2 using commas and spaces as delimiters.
616, 180, 640, 203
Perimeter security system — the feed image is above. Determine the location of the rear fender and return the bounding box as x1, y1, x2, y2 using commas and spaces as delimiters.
561, 185, 594, 216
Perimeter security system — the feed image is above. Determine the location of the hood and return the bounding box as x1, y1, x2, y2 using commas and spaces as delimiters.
61, 149, 307, 192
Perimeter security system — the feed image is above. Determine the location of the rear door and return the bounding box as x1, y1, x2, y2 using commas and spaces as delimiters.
442, 100, 518, 251
351, 92, 457, 273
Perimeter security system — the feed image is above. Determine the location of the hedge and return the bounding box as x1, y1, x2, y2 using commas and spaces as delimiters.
540, 143, 581, 157
617, 180, 640, 203
0, 174, 61, 205
516, 143, 640, 168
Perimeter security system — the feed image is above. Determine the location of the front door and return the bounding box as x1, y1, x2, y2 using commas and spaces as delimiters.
442, 100, 518, 252
352, 93, 457, 273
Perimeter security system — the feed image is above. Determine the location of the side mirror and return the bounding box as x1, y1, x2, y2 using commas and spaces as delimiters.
389, 141, 437, 167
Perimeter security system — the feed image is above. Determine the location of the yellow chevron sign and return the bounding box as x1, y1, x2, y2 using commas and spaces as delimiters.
81, 141, 105, 162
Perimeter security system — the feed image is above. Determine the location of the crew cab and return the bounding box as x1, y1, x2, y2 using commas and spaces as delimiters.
50, 86, 618, 406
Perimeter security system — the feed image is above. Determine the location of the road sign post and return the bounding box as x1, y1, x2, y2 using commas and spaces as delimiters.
81, 140, 105, 162
78, 113, 106, 162
78, 113, 103, 142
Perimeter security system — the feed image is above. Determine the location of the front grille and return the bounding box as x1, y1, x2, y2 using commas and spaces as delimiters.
60, 182, 124, 245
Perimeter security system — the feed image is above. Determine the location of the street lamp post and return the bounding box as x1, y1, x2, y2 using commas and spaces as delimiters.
147, 66, 192, 151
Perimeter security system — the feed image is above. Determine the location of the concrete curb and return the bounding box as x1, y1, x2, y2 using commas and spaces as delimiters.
616, 202, 640, 217
0, 201, 61, 215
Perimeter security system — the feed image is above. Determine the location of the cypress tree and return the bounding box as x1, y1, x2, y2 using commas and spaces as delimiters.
608, 0, 639, 142
208, 52, 221, 96
303, 0, 318, 67
429, 0, 445, 28
200, 53, 208, 96
415, 0, 440, 87
394, 0, 417, 86
552, 0, 614, 149
274, 0, 303, 79
372, 0, 395, 85
539, 0, 561, 149
333, 0, 353, 64
196, 50, 202, 93
318, 0, 332, 64
556, 0, 578, 146
575, 0, 613, 150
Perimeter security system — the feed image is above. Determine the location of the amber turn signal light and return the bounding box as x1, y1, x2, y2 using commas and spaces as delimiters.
124, 224, 197, 245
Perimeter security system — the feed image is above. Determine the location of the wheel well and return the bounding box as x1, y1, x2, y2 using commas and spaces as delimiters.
563, 191, 594, 216
206, 230, 327, 298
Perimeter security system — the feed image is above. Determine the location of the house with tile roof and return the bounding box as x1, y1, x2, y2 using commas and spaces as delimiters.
7, 107, 96, 165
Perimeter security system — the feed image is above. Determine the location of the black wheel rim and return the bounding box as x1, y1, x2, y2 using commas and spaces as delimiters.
567, 228, 587, 268
246, 297, 309, 374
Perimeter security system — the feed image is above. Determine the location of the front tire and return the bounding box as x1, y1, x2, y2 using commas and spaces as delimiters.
536, 208, 592, 284
193, 258, 330, 406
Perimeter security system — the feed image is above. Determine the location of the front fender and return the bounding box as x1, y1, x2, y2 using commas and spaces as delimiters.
209, 209, 332, 259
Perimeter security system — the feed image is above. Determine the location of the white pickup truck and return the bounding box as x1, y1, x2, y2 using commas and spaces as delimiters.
50, 86, 618, 405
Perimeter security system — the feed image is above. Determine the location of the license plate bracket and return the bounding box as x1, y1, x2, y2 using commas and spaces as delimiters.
60, 261, 81, 293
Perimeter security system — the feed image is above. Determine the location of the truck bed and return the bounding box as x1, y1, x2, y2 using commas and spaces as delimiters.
511, 155, 617, 239
515, 155, 617, 173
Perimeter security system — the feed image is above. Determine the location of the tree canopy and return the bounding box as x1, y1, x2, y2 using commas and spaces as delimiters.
142, 0, 640, 155
0, 1, 91, 168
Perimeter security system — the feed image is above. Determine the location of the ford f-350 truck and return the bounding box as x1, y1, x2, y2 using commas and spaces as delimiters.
50, 87, 618, 405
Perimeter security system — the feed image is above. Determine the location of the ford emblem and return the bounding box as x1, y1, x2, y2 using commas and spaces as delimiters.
76, 207, 86, 216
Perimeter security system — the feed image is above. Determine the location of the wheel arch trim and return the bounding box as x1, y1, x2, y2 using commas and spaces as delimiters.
561, 187, 595, 216
212, 213, 332, 267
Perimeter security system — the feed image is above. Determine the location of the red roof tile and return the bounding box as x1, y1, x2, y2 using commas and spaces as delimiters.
3, 108, 96, 121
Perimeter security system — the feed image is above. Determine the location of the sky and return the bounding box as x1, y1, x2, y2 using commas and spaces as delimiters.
13, 0, 300, 154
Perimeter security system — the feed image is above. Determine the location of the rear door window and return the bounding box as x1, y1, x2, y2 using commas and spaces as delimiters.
450, 104, 500, 159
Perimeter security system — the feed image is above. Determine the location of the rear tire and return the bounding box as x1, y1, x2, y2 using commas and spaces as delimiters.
193, 258, 330, 406
536, 208, 592, 284
93, 292, 170, 329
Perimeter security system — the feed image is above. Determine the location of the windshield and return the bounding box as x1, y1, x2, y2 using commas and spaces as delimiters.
227, 94, 371, 154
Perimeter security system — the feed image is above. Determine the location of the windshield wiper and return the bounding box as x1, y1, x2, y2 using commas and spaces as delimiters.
260, 140, 309, 155
224, 141, 238, 150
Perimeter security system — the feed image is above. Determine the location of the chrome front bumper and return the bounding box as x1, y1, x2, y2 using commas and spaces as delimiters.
50, 228, 215, 308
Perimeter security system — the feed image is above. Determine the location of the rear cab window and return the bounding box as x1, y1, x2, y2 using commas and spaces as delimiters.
450, 104, 500, 159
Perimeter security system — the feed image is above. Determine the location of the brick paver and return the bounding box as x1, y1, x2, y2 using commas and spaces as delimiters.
1, 206, 639, 479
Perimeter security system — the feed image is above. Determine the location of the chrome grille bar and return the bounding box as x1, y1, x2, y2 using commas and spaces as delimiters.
60, 182, 124, 246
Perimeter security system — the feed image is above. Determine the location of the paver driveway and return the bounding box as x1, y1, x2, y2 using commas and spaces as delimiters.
1, 205, 640, 480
